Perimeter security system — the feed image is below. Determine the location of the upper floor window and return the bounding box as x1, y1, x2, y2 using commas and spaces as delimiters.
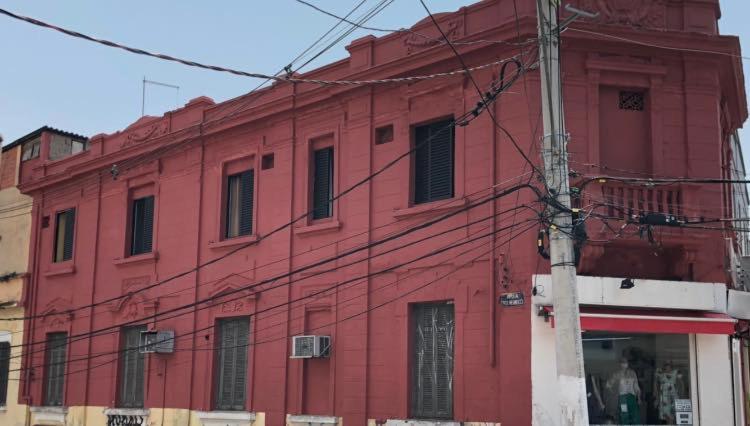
599, 87, 650, 176
21, 138, 40, 161
118, 325, 146, 408
215, 317, 249, 411
0, 341, 9, 407
225, 170, 254, 239
311, 147, 334, 220
413, 119, 454, 204
53, 208, 75, 263
43, 332, 67, 407
130, 196, 154, 256
49, 135, 87, 161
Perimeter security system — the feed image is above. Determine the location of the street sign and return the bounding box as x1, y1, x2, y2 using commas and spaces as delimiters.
500, 292, 525, 307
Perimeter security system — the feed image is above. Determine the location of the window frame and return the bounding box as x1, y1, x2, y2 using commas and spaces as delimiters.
43, 332, 68, 407
0, 335, 10, 407
311, 146, 334, 220
224, 169, 255, 240
129, 195, 155, 256
117, 325, 147, 408
296, 129, 341, 231
411, 117, 455, 206
214, 154, 260, 246
52, 207, 76, 263
213, 317, 250, 411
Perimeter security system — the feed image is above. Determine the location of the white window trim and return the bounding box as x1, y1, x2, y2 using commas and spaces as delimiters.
195, 410, 256, 426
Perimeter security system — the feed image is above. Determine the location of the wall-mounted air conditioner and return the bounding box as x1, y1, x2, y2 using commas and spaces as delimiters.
139, 330, 175, 354
291, 335, 330, 358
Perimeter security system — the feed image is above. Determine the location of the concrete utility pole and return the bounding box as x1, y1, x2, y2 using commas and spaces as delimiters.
535, 1, 589, 424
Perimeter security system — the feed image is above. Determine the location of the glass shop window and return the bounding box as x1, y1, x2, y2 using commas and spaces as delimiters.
582, 332, 691, 425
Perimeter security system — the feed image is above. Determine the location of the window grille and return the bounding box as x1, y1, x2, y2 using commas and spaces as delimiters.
215, 318, 249, 411
43, 333, 67, 406
411, 303, 454, 419
118, 326, 146, 408
618, 91, 645, 111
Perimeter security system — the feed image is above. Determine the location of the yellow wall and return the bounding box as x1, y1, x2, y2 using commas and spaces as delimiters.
0, 305, 28, 426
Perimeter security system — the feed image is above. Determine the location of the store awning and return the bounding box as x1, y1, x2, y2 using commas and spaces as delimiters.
541, 307, 737, 335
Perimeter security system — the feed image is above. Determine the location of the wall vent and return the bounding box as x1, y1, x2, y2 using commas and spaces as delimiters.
618, 91, 645, 111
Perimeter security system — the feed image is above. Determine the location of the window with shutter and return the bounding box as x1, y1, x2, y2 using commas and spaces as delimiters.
0, 342, 9, 406
118, 326, 146, 408
225, 170, 254, 239
43, 333, 67, 406
411, 303, 454, 419
130, 196, 154, 255
53, 208, 75, 262
311, 147, 334, 220
215, 318, 249, 411
413, 119, 454, 205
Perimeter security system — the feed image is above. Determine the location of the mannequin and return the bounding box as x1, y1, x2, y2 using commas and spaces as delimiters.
586, 373, 606, 423
607, 358, 641, 424
654, 361, 683, 423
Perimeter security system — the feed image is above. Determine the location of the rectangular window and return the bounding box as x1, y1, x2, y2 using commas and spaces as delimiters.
225, 170, 254, 239
311, 147, 334, 220
21, 138, 40, 161
0, 341, 9, 406
582, 332, 692, 425
413, 119, 454, 204
215, 318, 249, 411
43, 333, 67, 406
411, 303, 454, 419
53, 208, 75, 262
118, 326, 146, 408
130, 196, 154, 256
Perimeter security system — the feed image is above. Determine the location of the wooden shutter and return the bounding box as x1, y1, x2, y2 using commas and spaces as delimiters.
238, 170, 254, 236
411, 303, 454, 419
215, 318, 249, 411
312, 147, 333, 220
0, 342, 9, 406
118, 326, 146, 408
56, 208, 76, 262
44, 333, 67, 406
413, 120, 454, 204
131, 196, 154, 255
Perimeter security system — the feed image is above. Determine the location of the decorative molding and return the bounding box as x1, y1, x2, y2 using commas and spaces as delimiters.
207, 273, 259, 312
39, 297, 74, 326
404, 17, 464, 54
573, 0, 666, 29
107, 276, 158, 320
121, 120, 169, 148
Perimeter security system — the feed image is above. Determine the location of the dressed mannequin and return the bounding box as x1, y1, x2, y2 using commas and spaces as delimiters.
653, 361, 683, 423
586, 373, 606, 423
607, 358, 642, 424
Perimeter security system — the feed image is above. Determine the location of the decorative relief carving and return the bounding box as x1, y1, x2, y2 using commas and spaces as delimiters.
404, 17, 464, 54
40, 297, 75, 326
120, 120, 169, 148
573, 0, 666, 29
208, 273, 259, 311
109, 276, 158, 320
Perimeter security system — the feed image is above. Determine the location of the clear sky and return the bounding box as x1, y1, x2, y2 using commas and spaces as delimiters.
0, 0, 748, 153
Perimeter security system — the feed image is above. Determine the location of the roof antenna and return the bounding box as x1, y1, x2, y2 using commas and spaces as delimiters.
141, 76, 180, 117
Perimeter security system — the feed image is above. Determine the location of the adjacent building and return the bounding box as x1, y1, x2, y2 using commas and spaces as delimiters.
9, 0, 750, 425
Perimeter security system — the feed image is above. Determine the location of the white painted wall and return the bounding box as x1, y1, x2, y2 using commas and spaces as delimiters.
696, 334, 735, 426
531, 306, 560, 426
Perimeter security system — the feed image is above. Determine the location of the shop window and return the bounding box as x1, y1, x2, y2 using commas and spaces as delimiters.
118, 325, 146, 408
21, 138, 40, 161
130, 196, 154, 255
214, 318, 249, 411
43, 332, 67, 406
53, 208, 75, 263
311, 147, 334, 220
413, 119, 454, 204
411, 303, 454, 419
225, 170, 254, 239
582, 331, 692, 425
0, 341, 8, 406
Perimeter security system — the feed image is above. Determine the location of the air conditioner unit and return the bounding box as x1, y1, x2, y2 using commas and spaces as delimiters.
139, 330, 175, 354
291, 335, 330, 358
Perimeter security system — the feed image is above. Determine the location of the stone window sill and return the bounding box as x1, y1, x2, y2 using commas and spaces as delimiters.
288, 414, 339, 424
44, 264, 76, 277
383, 420, 461, 426
114, 251, 158, 266
30, 406, 67, 424
392, 197, 468, 220
104, 408, 150, 417
196, 411, 257, 425
294, 220, 341, 236
208, 234, 259, 249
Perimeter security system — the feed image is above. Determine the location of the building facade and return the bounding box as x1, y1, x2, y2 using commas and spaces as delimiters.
11, 0, 750, 425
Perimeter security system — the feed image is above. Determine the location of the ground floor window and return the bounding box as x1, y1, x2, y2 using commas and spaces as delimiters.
582, 332, 692, 425
410, 302, 454, 419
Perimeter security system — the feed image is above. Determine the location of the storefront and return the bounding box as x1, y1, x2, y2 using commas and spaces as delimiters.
531, 275, 742, 426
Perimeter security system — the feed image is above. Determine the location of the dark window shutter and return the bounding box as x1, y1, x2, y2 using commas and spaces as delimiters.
312, 147, 334, 220
62, 209, 75, 261
411, 304, 454, 419
0, 342, 9, 406
413, 120, 454, 204
44, 333, 67, 406
215, 318, 249, 411
130, 196, 154, 255
118, 326, 146, 408
238, 170, 254, 236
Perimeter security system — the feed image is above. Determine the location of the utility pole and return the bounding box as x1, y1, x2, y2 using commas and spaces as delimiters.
536, 1, 589, 424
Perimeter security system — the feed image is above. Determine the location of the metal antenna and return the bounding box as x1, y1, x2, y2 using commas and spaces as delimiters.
141, 77, 180, 116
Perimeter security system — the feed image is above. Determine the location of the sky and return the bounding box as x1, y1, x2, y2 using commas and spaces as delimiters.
0, 0, 748, 154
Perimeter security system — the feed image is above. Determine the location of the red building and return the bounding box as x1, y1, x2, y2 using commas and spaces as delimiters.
12, 1, 750, 425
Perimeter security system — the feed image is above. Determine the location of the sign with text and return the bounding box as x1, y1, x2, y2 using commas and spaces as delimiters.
499, 292, 525, 307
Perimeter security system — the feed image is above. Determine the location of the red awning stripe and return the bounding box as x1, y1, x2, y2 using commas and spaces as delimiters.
543, 307, 737, 335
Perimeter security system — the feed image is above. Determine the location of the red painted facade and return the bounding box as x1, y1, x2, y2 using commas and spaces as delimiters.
15, 0, 747, 425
